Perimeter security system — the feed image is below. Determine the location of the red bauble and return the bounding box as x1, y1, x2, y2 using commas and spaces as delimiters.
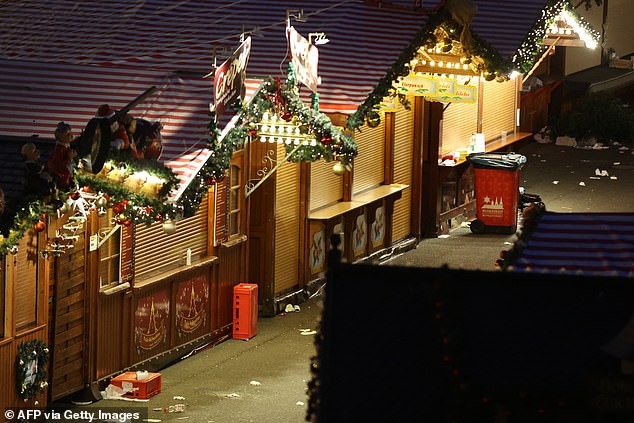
155, 213, 163, 221
320, 135, 332, 145
280, 111, 292, 122
113, 203, 124, 214
34, 220, 46, 233
70, 191, 81, 200
123, 219, 131, 227
248, 129, 257, 137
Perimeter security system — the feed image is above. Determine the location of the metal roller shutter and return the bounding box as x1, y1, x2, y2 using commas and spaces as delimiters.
482, 79, 517, 140
274, 144, 300, 294
392, 103, 414, 241
310, 158, 343, 211
134, 193, 209, 280
353, 120, 385, 195
440, 101, 478, 155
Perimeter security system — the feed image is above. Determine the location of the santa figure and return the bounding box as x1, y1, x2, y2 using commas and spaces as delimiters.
48, 122, 78, 189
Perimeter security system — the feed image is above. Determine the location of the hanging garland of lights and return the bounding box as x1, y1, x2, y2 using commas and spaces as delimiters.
513, 0, 600, 73
15, 340, 49, 402
0, 154, 182, 256
198, 73, 357, 198
347, 6, 512, 131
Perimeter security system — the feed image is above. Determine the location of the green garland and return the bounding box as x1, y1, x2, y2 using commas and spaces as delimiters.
16, 340, 49, 401
200, 74, 357, 192
0, 155, 182, 255
513, 0, 600, 73
346, 7, 512, 131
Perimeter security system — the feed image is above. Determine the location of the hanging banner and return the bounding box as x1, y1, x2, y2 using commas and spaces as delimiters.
396, 75, 477, 103
287, 26, 320, 93
213, 36, 252, 118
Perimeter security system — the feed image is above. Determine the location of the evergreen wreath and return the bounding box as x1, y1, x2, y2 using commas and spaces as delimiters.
15, 340, 49, 401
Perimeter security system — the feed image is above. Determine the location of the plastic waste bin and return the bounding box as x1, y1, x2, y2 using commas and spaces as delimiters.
466, 152, 527, 234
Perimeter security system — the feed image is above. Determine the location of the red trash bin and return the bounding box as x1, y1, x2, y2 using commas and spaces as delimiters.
233, 283, 258, 340
467, 152, 526, 234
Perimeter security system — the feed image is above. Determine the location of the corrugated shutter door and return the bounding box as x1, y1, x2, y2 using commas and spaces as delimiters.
274, 144, 300, 294
352, 120, 385, 195
134, 193, 208, 280
482, 79, 517, 140
392, 103, 414, 241
15, 230, 39, 330
440, 101, 478, 155
310, 158, 343, 211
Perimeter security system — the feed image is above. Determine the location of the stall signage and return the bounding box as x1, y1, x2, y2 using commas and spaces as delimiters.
396, 75, 477, 103
214, 36, 252, 118
287, 26, 320, 93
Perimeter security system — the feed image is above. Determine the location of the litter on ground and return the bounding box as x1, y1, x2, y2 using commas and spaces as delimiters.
579, 182, 586, 186
250, 380, 262, 386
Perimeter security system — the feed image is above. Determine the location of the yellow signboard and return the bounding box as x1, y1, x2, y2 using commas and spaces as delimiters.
395, 75, 477, 103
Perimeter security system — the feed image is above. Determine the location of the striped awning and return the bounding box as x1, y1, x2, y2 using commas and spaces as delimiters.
0, 0, 577, 197
508, 212, 634, 277
0, 59, 261, 199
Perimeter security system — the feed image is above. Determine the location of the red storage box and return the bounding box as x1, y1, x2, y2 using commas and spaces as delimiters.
233, 283, 258, 340
110, 372, 162, 399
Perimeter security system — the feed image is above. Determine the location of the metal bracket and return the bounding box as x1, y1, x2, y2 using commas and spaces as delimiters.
97, 224, 121, 249
244, 143, 303, 198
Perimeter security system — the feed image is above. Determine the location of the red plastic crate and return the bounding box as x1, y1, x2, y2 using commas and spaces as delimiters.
110, 372, 162, 399
233, 283, 258, 340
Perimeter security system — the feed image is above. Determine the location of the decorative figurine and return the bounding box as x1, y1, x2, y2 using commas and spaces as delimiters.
47, 122, 78, 189
21, 142, 54, 197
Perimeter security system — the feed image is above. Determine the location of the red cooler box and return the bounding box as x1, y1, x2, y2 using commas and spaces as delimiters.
467, 152, 526, 234
233, 283, 258, 340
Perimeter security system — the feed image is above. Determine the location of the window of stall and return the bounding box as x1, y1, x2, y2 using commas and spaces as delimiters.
98, 210, 121, 290
228, 152, 244, 238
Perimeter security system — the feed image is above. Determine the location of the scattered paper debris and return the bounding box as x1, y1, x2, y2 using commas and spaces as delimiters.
555, 136, 576, 147
294, 305, 301, 312
579, 182, 586, 186
225, 393, 241, 398
614, 162, 621, 166
610, 176, 618, 180
552, 180, 559, 185
300, 329, 317, 336
619, 145, 630, 150
296, 401, 305, 406
595, 168, 609, 176
249, 380, 262, 386
438, 234, 450, 239
589, 176, 601, 180
284, 304, 295, 313
176, 417, 190, 421
143, 419, 162, 423
173, 396, 186, 401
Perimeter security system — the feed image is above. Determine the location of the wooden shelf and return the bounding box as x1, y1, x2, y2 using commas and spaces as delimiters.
439, 132, 533, 167
309, 184, 408, 220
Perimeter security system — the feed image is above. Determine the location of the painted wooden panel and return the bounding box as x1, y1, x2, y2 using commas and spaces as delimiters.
96, 292, 127, 379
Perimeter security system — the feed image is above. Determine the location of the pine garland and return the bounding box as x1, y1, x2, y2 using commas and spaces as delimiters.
16, 340, 49, 401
